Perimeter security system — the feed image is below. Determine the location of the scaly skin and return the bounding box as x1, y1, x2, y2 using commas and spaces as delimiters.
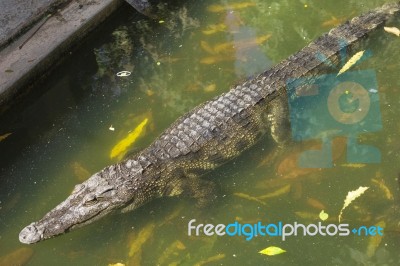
19, 2, 400, 244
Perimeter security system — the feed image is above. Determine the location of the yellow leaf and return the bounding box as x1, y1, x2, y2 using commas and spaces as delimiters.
70, 162, 91, 181
207, 3, 256, 13
194, 254, 225, 266
384, 26, 400, 36
319, 210, 329, 221
337, 50, 365, 76
338, 186, 369, 222
259, 246, 286, 256
202, 23, 227, 35
233, 192, 266, 205
371, 178, 394, 200
366, 220, 385, 257
341, 163, 366, 168
257, 184, 291, 200
295, 211, 318, 220
200, 41, 216, 55
110, 118, 148, 160
0, 132, 12, 142
128, 222, 155, 257
204, 84, 216, 92
108, 263, 125, 266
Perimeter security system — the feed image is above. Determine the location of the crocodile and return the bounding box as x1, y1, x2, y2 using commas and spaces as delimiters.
19, 2, 400, 244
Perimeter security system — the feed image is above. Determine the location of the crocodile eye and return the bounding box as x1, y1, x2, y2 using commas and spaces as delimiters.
83, 196, 97, 206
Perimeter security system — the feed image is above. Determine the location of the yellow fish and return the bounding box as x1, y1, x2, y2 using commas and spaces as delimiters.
207, 3, 256, 13
110, 118, 148, 159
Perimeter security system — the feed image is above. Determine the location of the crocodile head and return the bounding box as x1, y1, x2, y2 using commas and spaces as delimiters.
19, 164, 145, 244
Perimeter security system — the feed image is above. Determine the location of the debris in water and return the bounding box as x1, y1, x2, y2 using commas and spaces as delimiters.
110, 118, 148, 159
257, 184, 291, 200
384, 26, 400, 36
109, 125, 115, 131
366, 220, 385, 257
203, 84, 216, 92
259, 246, 286, 256
0, 247, 34, 266
337, 50, 365, 76
306, 198, 326, 210
128, 222, 156, 257
207, 3, 256, 13
319, 210, 329, 221
116, 71, 131, 77
0, 133, 12, 142
194, 253, 226, 266
71, 162, 91, 181
338, 186, 369, 222
371, 178, 393, 200
233, 192, 266, 205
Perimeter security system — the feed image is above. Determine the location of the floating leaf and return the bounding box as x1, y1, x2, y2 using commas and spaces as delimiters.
0, 248, 33, 266
70, 162, 91, 181
128, 222, 155, 257
319, 210, 329, 221
307, 198, 326, 210
337, 50, 365, 76
116, 71, 131, 77
295, 211, 318, 220
259, 246, 286, 256
202, 23, 227, 35
108, 263, 125, 266
338, 186, 369, 222
366, 220, 385, 257
194, 254, 225, 266
371, 178, 393, 200
0, 132, 12, 142
207, 3, 256, 13
203, 84, 216, 92
384, 26, 400, 36
157, 240, 186, 265
341, 163, 366, 168
322, 16, 346, 27
233, 192, 266, 205
110, 118, 148, 159
257, 184, 291, 200
200, 41, 216, 55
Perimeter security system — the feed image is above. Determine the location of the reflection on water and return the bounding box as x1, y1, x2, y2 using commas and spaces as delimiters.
1, 0, 400, 265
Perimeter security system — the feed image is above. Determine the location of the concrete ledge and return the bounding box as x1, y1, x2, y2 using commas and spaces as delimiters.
0, 0, 123, 108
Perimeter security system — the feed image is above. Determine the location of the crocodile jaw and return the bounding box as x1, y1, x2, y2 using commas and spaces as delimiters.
19, 172, 127, 244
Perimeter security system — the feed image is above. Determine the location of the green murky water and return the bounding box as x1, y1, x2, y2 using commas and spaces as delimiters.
1, 0, 400, 265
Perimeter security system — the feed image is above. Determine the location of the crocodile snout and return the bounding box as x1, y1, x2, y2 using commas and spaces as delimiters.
19, 223, 43, 244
